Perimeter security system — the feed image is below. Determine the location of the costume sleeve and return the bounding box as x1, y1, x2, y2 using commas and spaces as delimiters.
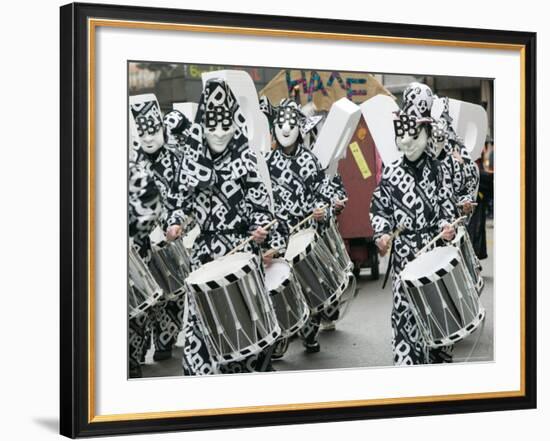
166, 154, 194, 229
369, 169, 395, 241
457, 141, 480, 204
128, 162, 162, 262
436, 162, 457, 230
303, 153, 332, 222
243, 150, 273, 227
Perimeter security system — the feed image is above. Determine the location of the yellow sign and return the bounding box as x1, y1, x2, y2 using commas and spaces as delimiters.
349, 142, 371, 179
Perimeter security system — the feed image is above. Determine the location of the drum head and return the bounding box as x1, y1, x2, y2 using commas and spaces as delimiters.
284, 228, 316, 262
401, 246, 460, 283
264, 259, 291, 292
186, 252, 256, 285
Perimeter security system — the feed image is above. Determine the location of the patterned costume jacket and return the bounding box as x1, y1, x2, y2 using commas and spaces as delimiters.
437, 139, 480, 217
266, 143, 330, 232
370, 153, 456, 365
137, 145, 186, 231
173, 79, 283, 375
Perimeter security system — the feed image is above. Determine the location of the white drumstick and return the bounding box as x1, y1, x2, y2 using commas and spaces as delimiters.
290, 203, 330, 233
227, 219, 278, 256
416, 216, 467, 257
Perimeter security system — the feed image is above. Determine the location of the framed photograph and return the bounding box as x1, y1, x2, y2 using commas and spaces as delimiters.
60, 2, 536, 438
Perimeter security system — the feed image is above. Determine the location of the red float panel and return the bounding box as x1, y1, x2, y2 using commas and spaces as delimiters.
337, 115, 381, 239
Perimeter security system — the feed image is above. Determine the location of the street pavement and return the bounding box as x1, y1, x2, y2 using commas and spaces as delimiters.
141, 225, 494, 377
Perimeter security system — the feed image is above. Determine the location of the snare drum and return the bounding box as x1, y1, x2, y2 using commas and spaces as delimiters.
185, 252, 281, 364
452, 225, 484, 295
321, 219, 353, 272
401, 246, 485, 348
285, 228, 347, 314
148, 238, 191, 299
264, 259, 310, 338
128, 245, 163, 319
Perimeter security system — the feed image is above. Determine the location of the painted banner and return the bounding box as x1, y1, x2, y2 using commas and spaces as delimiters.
259, 69, 392, 111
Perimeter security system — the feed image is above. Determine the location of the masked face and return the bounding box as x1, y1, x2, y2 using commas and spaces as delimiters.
204, 94, 235, 154
135, 115, 164, 154
394, 113, 428, 161
396, 128, 428, 161
274, 107, 300, 148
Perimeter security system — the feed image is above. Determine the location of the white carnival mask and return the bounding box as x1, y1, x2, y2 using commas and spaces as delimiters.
275, 106, 300, 148
204, 94, 235, 154
396, 128, 428, 162
135, 115, 164, 154
394, 113, 430, 161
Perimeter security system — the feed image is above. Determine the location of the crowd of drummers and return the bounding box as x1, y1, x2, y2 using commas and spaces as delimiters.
128, 78, 486, 378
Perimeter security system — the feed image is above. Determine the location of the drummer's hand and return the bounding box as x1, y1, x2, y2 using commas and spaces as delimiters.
441, 224, 456, 241
262, 249, 276, 267
376, 234, 392, 256
166, 225, 182, 241
252, 226, 268, 244
461, 201, 474, 214
334, 199, 346, 214
313, 207, 326, 221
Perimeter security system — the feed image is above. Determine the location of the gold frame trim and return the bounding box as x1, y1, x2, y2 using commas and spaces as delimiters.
87, 18, 527, 424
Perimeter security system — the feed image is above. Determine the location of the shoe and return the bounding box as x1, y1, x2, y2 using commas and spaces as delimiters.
304, 343, 320, 353
271, 338, 289, 360
153, 349, 172, 361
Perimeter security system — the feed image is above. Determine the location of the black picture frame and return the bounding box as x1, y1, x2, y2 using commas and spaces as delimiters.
60, 2, 537, 438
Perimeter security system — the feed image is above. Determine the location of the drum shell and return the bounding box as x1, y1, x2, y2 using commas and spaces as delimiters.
321, 219, 353, 273
149, 239, 191, 298
187, 257, 281, 363
128, 246, 163, 319
266, 261, 310, 338
452, 226, 484, 295
288, 233, 347, 314
401, 246, 485, 348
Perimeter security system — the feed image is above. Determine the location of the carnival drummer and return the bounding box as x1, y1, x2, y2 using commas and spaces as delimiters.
265, 98, 333, 355
128, 146, 163, 378
129, 96, 187, 363
168, 78, 285, 375
370, 109, 457, 365
402, 82, 479, 217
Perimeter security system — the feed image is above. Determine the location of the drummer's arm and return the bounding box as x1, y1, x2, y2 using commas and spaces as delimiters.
370, 176, 395, 253
243, 151, 275, 245
165, 182, 194, 241
436, 179, 456, 242
332, 173, 347, 215
306, 157, 331, 223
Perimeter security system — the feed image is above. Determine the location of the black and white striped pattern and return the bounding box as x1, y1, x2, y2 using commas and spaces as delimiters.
402, 256, 460, 288
187, 261, 256, 294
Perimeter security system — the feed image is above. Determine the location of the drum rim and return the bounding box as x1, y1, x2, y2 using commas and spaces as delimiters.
185, 252, 257, 293
401, 246, 461, 287
284, 228, 318, 263
265, 259, 293, 294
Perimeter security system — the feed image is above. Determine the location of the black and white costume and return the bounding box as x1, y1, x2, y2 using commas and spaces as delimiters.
370, 112, 456, 365
163, 109, 191, 155
173, 79, 283, 374
128, 150, 163, 377
403, 84, 479, 215
130, 99, 186, 360
265, 99, 334, 352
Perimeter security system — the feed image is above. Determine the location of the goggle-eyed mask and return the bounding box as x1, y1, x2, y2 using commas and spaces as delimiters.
205, 105, 233, 131
276, 107, 299, 129
135, 115, 162, 137
393, 113, 431, 139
